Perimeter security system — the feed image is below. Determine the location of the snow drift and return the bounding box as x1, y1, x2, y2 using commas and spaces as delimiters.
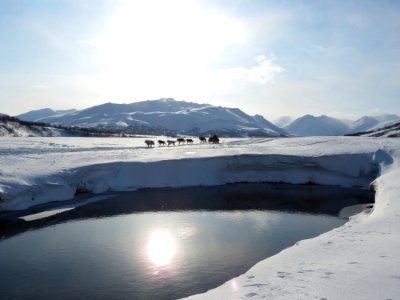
0, 143, 382, 211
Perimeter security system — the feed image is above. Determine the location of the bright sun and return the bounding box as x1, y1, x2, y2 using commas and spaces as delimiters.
91, 0, 246, 99
146, 229, 177, 266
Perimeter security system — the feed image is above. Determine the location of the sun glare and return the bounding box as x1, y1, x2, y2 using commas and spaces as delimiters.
146, 229, 177, 266
91, 0, 247, 99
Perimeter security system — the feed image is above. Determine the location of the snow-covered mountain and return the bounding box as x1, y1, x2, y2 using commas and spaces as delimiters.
348, 116, 379, 134
17, 100, 398, 137
17, 108, 77, 122
284, 115, 350, 136
348, 114, 400, 134
349, 120, 400, 137
18, 98, 287, 137
282, 114, 400, 136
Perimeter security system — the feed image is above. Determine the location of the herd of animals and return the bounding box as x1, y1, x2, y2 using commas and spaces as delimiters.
145, 134, 220, 147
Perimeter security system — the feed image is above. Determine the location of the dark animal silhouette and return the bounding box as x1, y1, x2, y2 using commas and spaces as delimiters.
177, 138, 186, 145
167, 140, 176, 146
145, 140, 155, 147
186, 138, 194, 144
199, 136, 207, 143
208, 135, 219, 144
158, 140, 166, 146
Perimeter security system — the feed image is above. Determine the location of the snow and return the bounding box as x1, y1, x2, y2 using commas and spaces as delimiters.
357, 122, 400, 138
0, 118, 80, 137
349, 115, 400, 134
285, 115, 350, 136
348, 116, 379, 134
284, 114, 400, 136
1, 136, 400, 299
0, 136, 384, 210
16, 99, 285, 136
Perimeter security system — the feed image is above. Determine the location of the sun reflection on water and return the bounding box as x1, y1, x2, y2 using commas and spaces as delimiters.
146, 229, 177, 266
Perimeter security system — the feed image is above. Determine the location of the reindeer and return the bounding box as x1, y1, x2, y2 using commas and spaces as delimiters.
167, 140, 176, 146
186, 138, 194, 144
158, 140, 166, 146
177, 138, 186, 145
145, 140, 155, 147
199, 136, 207, 143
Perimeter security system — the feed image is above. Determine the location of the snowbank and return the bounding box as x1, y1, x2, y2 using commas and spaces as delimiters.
1, 152, 378, 210
0, 137, 382, 211
1, 136, 400, 299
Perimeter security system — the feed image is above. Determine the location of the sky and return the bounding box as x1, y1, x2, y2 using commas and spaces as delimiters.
0, 0, 399, 121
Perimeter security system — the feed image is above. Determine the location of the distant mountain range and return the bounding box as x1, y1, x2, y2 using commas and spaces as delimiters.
346, 114, 400, 134
282, 114, 400, 136
13, 99, 400, 137
17, 98, 287, 137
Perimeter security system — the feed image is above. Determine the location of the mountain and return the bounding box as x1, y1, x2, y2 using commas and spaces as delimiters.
20, 98, 287, 137
285, 115, 350, 136
0, 115, 122, 137
283, 114, 400, 136
252, 114, 288, 136
17, 108, 77, 122
348, 120, 400, 137
348, 114, 400, 134
348, 116, 379, 134
374, 114, 400, 123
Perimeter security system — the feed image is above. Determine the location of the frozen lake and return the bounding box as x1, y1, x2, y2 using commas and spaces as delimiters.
0, 183, 373, 299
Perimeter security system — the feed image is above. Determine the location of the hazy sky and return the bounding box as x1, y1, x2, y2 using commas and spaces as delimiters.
1, 0, 399, 120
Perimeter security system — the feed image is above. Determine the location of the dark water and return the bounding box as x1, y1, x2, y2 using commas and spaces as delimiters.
0, 183, 373, 300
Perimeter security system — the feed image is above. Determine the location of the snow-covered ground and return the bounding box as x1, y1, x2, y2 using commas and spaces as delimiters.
1, 136, 400, 299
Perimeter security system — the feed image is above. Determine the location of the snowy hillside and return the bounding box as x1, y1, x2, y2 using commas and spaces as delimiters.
18, 99, 287, 137
348, 116, 379, 134
0, 115, 70, 137
283, 114, 400, 136
284, 115, 349, 136
0, 115, 121, 137
349, 121, 400, 137
348, 114, 400, 134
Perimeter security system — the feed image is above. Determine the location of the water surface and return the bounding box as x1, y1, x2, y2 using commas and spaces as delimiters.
0, 183, 373, 300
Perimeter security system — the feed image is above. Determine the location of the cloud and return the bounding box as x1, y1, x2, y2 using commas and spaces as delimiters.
65, 54, 283, 103
214, 55, 286, 90
224, 56, 285, 85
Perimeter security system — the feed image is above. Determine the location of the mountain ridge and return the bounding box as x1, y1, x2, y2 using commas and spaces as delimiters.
284, 114, 350, 136
347, 120, 400, 137
284, 114, 400, 136
16, 99, 400, 137
18, 99, 287, 137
